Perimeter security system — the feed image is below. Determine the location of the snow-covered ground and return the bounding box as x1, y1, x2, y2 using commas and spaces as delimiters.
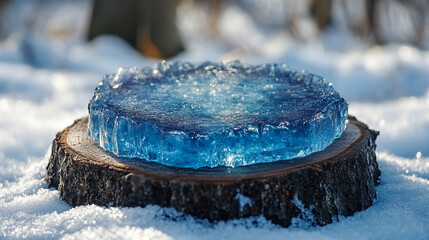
1, 1, 429, 239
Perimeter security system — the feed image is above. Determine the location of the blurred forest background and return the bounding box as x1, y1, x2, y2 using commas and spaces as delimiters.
0, 0, 428, 61
1, 2, 429, 238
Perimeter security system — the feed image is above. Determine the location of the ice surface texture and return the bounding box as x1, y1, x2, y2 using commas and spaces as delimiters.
88, 61, 348, 168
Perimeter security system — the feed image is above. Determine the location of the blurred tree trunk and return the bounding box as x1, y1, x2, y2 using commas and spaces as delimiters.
367, 0, 426, 47
0, 0, 9, 39
310, 0, 332, 31
366, 0, 383, 44
88, 0, 183, 59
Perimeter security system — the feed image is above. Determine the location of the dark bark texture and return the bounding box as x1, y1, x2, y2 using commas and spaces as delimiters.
46, 116, 380, 227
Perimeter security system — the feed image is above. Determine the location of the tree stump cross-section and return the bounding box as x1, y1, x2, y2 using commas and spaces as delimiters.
46, 116, 380, 227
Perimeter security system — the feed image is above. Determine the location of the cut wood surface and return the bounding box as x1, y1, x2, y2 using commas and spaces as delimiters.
46, 116, 380, 227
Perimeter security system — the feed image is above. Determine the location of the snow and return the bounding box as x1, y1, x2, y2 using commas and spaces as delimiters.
1, 1, 429, 239
235, 192, 252, 211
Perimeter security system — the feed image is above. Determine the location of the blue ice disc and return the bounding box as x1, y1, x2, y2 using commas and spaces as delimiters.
88, 61, 348, 168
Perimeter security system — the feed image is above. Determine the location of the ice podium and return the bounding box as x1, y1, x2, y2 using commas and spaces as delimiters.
46, 61, 380, 227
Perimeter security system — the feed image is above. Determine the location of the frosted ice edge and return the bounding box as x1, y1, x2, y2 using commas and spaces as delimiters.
88, 61, 348, 168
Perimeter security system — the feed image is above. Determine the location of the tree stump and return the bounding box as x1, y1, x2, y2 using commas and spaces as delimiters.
46, 116, 380, 227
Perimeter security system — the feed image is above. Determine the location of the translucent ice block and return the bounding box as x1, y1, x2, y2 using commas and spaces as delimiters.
88, 61, 348, 168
